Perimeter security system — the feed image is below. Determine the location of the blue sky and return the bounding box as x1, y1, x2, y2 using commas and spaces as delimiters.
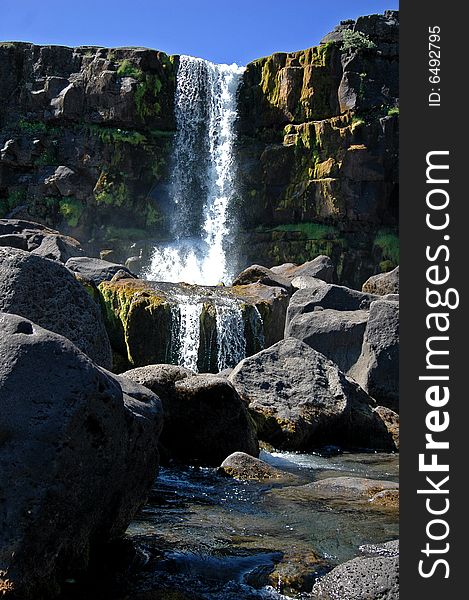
0, 1, 399, 65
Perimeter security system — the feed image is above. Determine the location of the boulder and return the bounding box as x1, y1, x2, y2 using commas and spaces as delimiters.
122, 364, 195, 399
232, 264, 293, 294
0, 219, 83, 262
312, 553, 399, 600
0, 247, 112, 368
219, 452, 291, 481
229, 338, 396, 451
362, 266, 399, 295
271, 255, 334, 283
66, 256, 136, 285
285, 309, 369, 373
0, 312, 163, 599
349, 300, 399, 411
124, 369, 258, 465
30, 234, 84, 262
286, 282, 379, 328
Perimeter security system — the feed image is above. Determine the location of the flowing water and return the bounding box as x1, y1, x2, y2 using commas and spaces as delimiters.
146, 56, 245, 286
72, 450, 397, 599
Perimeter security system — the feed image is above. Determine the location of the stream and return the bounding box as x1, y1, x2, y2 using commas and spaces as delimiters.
70, 449, 398, 599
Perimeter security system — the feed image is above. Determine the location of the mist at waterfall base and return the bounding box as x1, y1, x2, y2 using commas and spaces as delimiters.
145, 56, 245, 287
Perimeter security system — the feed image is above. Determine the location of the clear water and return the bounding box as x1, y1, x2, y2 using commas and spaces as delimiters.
146, 56, 245, 286
120, 450, 399, 599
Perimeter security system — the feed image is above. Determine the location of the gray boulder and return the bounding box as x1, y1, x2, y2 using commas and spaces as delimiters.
0, 219, 84, 262
0, 312, 163, 599
285, 309, 369, 373
232, 264, 293, 294
271, 255, 334, 283
286, 281, 379, 328
312, 553, 399, 600
31, 234, 84, 263
229, 338, 396, 451
124, 368, 258, 465
349, 300, 399, 412
362, 266, 399, 295
66, 256, 136, 285
0, 247, 112, 368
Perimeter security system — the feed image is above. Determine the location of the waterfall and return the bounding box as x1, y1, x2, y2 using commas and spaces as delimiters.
215, 300, 246, 372
146, 56, 245, 286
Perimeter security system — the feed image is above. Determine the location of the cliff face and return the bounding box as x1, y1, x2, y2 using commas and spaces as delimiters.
0, 11, 398, 286
235, 11, 399, 285
0, 44, 177, 254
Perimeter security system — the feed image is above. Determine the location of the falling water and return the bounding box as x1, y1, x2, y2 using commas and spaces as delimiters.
146, 56, 245, 285
215, 300, 246, 372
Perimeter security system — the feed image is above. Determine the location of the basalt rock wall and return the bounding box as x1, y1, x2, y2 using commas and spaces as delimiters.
0, 11, 399, 287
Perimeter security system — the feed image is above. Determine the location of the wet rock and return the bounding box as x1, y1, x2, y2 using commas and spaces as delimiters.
0, 247, 112, 368
0, 312, 163, 599
286, 282, 379, 328
271, 255, 334, 283
349, 300, 399, 411
362, 266, 399, 295
311, 552, 399, 600
66, 256, 136, 285
369, 489, 399, 510
274, 476, 399, 511
232, 264, 293, 294
219, 452, 290, 481
266, 549, 328, 596
285, 309, 369, 373
229, 338, 396, 451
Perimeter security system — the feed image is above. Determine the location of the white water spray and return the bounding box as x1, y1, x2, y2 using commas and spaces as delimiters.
146, 56, 245, 285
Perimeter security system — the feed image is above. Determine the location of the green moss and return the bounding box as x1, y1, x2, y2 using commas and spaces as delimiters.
59, 197, 84, 227
341, 30, 377, 51
34, 147, 58, 166
18, 119, 48, 135
104, 226, 148, 240
146, 203, 162, 227
94, 173, 129, 207
256, 222, 339, 240
0, 188, 27, 217
116, 59, 142, 79
135, 74, 162, 119
387, 106, 399, 117
85, 124, 147, 146
351, 115, 365, 131
98, 280, 169, 365
374, 230, 400, 266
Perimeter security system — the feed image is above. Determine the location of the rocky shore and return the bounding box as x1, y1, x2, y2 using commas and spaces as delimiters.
0, 217, 399, 599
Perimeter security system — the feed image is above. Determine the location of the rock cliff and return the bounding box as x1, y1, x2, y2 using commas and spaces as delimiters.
0, 11, 398, 287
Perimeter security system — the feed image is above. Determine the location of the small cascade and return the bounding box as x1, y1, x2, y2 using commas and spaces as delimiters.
215, 300, 246, 372
177, 301, 203, 372
165, 290, 265, 374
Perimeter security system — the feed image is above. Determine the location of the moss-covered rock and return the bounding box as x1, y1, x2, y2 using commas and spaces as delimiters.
98, 279, 289, 372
